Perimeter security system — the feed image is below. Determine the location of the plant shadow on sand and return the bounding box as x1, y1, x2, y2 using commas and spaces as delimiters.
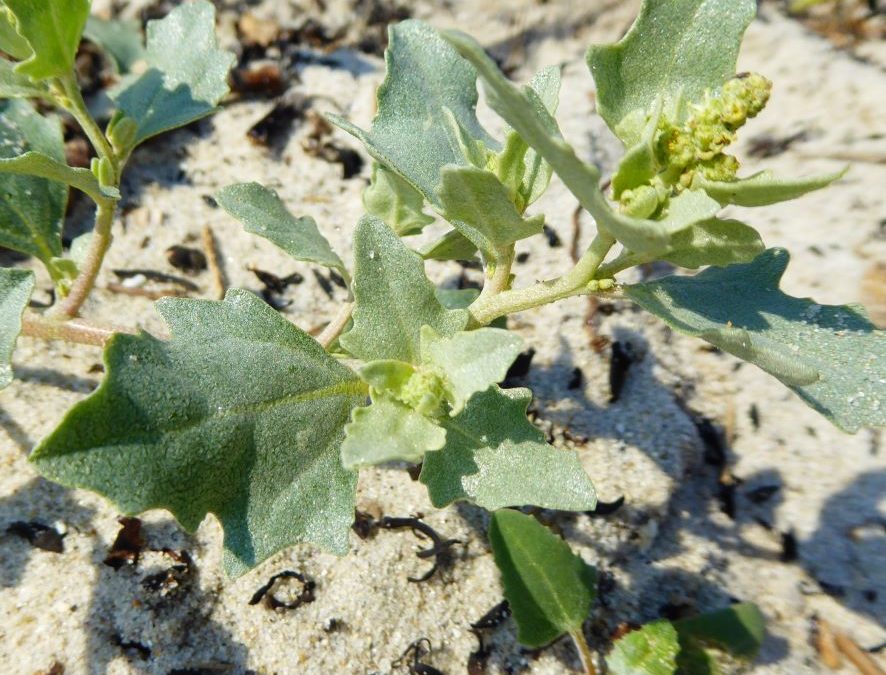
455, 322, 883, 672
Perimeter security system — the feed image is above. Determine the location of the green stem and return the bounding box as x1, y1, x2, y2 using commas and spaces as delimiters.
569, 630, 597, 675
56, 74, 117, 173
317, 301, 354, 350
477, 246, 515, 304
594, 250, 655, 279
50, 199, 116, 318
468, 233, 615, 326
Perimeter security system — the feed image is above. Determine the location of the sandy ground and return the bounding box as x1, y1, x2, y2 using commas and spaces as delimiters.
0, 1, 884, 673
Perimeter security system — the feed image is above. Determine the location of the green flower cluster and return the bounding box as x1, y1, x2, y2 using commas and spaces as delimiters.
619, 73, 772, 218
396, 367, 448, 416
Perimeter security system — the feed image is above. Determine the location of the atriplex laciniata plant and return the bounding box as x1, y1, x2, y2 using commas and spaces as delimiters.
2, 0, 882, 619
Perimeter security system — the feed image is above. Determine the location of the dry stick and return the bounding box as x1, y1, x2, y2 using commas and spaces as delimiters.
834, 631, 886, 675
21, 313, 137, 347
202, 224, 227, 300
815, 618, 843, 670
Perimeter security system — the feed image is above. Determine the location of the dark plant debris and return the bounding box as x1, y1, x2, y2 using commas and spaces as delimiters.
356, 515, 462, 583
567, 367, 584, 390
247, 101, 306, 149
312, 269, 336, 299
608, 340, 636, 403
112, 634, 151, 660
542, 224, 562, 247
780, 530, 799, 563
104, 516, 146, 569
141, 549, 194, 596
166, 245, 207, 275
393, 638, 443, 675
112, 269, 200, 292
586, 495, 626, 517
7, 520, 65, 553
249, 570, 317, 611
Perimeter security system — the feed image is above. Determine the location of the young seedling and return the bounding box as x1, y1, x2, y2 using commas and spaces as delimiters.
0, 0, 233, 354
486, 509, 766, 674
0, 0, 880, 656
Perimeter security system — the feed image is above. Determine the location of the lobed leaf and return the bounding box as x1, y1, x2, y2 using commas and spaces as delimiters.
420, 326, 523, 415
84, 16, 146, 74
0, 266, 33, 389
3, 0, 90, 80
442, 30, 720, 254
662, 218, 764, 269
328, 20, 495, 205
606, 621, 680, 675
626, 249, 885, 432
421, 229, 478, 262
363, 162, 435, 236
437, 165, 544, 260
31, 289, 366, 576
110, 0, 235, 145
421, 387, 597, 511
340, 216, 468, 363
587, 0, 757, 142
0, 99, 67, 265
215, 182, 344, 273
340, 394, 445, 469
487, 509, 597, 648
694, 168, 847, 207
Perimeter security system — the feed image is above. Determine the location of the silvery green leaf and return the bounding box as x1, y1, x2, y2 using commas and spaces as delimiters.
662, 218, 764, 269
0, 99, 66, 266
611, 99, 663, 198
626, 249, 885, 432
327, 20, 495, 205
421, 229, 478, 262
694, 168, 847, 207
587, 0, 757, 142
215, 182, 345, 273
3, 0, 90, 80
357, 359, 415, 393
420, 326, 523, 415
421, 387, 597, 511
31, 289, 366, 577
442, 31, 719, 254
340, 394, 445, 469
520, 65, 560, 207
607, 621, 680, 675
110, 1, 235, 144
437, 165, 544, 259
488, 509, 597, 648
363, 162, 435, 236
0, 58, 48, 99
0, 266, 33, 389
84, 16, 146, 74
340, 216, 469, 363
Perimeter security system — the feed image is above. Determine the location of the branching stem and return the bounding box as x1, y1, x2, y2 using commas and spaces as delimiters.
477, 246, 515, 304
50, 198, 117, 318
21, 312, 136, 346
468, 233, 616, 326
56, 74, 117, 172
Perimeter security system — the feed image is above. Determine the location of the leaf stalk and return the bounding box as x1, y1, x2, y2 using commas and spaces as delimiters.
569, 629, 597, 675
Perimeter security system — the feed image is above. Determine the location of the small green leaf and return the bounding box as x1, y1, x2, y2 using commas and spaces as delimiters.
84, 16, 146, 74
0, 266, 33, 389
420, 326, 523, 415
31, 289, 366, 576
421, 229, 478, 262
487, 509, 597, 648
694, 168, 846, 207
587, 0, 757, 141
662, 218, 764, 269
0, 8, 31, 60
442, 31, 719, 254
357, 359, 415, 393
520, 65, 560, 207
363, 162, 435, 236
340, 394, 445, 469
3, 0, 90, 80
607, 621, 680, 675
611, 99, 663, 198
215, 182, 344, 273
437, 165, 544, 260
328, 20, 495, 204
0, 58, 48, 99
626, 249, 885, 432
674, 603, 765, 661
340, 216, 469, 363
421, 387, 597, 511
0, 99, 66, 265
0, 148, 119, 203
110, 0, 235, 144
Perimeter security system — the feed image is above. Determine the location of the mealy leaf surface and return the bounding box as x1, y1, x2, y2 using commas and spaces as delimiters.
0, 266, 33, 388
3, 0, 90, 80
626, 249, 885, 432
31, 289, 366, 576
